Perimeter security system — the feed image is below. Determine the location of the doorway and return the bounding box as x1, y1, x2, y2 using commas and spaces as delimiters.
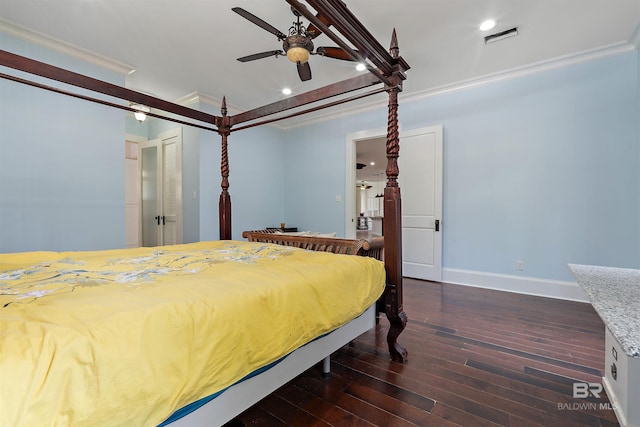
346, 125, 443, 281
139, 128, 183, 247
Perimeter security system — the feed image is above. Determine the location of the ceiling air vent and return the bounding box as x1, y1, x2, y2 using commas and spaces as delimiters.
484, 27, 518, 44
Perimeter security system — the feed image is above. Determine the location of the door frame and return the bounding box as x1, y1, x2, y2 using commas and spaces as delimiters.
345, 127, 387, 239
345, 124, 443, 280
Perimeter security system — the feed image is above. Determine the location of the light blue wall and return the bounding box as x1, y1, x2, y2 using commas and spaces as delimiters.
0, 34, 126, 252
225, 125, 287, 239
3, 30, 638, 285
283, 106, 388, 235
284, 51, 640, 282
126, 114, 149, 137
415, 52, 638, 282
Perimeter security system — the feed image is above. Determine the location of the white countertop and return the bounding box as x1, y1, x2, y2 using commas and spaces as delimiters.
569, 264, 640, 358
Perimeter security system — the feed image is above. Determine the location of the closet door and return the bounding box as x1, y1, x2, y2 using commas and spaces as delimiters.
140, 129, 183, 247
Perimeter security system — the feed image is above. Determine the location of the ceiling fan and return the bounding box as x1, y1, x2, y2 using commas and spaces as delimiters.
232, 6, 358, 81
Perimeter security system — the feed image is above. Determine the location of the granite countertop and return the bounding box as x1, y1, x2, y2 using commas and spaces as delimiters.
569, 264, 640, 358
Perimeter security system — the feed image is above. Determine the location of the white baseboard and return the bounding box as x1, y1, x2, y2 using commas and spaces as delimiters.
442, 268, 588, 302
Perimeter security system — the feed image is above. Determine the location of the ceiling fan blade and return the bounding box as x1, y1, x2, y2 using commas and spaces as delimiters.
237, 50, 283, 62
232, 7, 287, 40
297, 62, 312, 81
305, 12, 332, 39
316, 47, 358, 62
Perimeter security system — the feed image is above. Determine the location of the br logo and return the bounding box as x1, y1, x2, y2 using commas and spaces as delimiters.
573, 382, 603, 399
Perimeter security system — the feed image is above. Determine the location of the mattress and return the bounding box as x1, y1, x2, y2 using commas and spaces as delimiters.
0, 240, 385, 427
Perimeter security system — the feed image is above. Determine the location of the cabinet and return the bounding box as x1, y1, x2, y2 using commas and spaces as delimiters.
604, 327, 640, 427
569, 264, 640, 427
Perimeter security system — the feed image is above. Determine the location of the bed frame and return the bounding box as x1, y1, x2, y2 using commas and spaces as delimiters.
1, 0, 410, 424
169, 304, 377, 426
241, 229, 385, 260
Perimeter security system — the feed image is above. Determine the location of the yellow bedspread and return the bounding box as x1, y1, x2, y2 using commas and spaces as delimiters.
0, 240, 385, 427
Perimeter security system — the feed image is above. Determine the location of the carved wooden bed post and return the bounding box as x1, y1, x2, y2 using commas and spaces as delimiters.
218, 97, 232, 240
384, 29, 408, 363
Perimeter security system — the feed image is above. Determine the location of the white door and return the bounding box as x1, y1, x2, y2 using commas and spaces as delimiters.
398, 125, 443, 281
139, 129, 183, 247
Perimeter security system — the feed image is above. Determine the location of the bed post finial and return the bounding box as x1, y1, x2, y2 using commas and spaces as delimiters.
383, 28, 408, 363
221, 96, 227, 117
390, 28, 399, 58
219, 96, 232, 240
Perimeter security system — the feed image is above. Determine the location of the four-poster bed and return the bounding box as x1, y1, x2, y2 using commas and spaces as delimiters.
0, 0, 410, 425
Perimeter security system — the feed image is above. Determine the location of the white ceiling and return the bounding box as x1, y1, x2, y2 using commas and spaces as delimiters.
1, 0, 639, 181
2, 0, 639, 123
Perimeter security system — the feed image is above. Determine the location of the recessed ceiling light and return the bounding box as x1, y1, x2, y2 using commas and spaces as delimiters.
356, 63, 366, 71
480, 19, 496, 32
282, 88, 292, 95
370, 161, 375, 166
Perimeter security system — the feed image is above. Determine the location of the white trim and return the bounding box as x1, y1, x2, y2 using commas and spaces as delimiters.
0, 18, 135, 76
282, 92, 388, 130
173, 92, 288, 131
402, 41, 636, 104
174, 91, 242, 115
442, 268, 588, 302
603, 376, 628, 427
629, 22, 640, 49
278, 41, 636, 130
125, 133, 148, 144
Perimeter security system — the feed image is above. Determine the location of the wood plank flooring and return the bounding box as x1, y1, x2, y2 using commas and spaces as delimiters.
231, 279, 619, 426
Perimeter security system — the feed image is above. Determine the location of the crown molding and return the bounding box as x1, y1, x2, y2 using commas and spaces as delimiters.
402, 41, 636, 104
174, 91, 240, 115
277, 93, 387, 130
278, 41, 636, 130
0, 18, 135, 76
630, 22, 640, 49
174, 91, 287, 130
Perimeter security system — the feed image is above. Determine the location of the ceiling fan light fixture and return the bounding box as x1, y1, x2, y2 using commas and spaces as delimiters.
356, 63, 366, 71
286, 46, 310, 63
130, 102, 150, 122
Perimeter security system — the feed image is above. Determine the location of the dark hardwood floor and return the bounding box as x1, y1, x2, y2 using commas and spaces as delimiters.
232, 279, 618, 426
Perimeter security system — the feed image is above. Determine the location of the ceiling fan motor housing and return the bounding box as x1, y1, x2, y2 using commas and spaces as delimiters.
284, 35, 314, 63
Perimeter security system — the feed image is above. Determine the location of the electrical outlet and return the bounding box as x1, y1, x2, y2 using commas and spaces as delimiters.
516, 260, 524, 271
